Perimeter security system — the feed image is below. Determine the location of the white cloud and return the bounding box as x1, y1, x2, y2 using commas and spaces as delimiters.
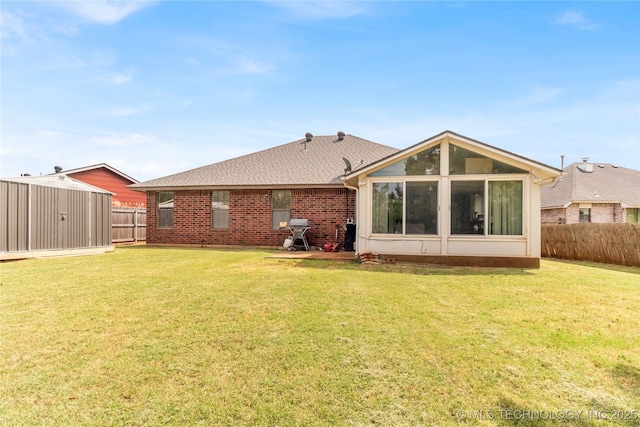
0, 9, 31, 42
235, 54, 274, 74
266, 1, 368, 19
57, 0, 157, 25
92, 133, 157, 146
104, 71, 133, 85
553, 10, 600, 31
108, 105, 152, 117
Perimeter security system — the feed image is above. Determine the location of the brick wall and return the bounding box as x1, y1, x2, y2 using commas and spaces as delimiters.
146, 188, 355, 248
543, 203, 625, 225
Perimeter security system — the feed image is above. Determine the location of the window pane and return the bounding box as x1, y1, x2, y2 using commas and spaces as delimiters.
449, 144, 526, 175
212, 191, 230, 229
272, 190, 291, 229
272, 210, 290, 230
371, 145, 440, 176
451, 181, 484, 234
628, 208, 640, 223
579, 208, 591, 223
406, 182, 438, 234
271, 190, 291, 209
489, 181, 523, 235
372, 182, 403, 234
157, 192, 174, 228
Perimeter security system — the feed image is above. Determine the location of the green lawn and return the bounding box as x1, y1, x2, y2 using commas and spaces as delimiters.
1, 247, 639, 426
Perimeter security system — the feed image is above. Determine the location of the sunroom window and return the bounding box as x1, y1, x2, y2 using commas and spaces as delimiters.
449, 144, 526, 175
371, 145, 440, 176
451, 180, 523, 235
372, 181, 438, 235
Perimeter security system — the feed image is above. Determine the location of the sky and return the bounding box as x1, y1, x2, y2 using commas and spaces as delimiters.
1, 1, 639, 182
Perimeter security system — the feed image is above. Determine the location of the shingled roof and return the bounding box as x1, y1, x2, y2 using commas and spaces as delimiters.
130, 133, 399, 191
541, 161, 640, 208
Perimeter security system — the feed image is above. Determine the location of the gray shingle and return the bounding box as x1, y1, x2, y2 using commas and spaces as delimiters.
542, 162, 640, 208
130, 134, 399, 190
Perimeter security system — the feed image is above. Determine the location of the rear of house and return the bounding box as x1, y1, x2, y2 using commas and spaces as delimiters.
130, 133, 398, 249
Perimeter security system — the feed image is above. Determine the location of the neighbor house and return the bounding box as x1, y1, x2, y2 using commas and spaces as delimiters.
131, 130, 561, 267
52, 163, 146, 208
541, 159, 640, 224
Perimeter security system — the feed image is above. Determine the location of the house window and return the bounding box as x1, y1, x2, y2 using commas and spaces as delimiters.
157, 192, 174, 228
488, 181, 523, 235
371, 145, 440, 176
272, 190, 291, 229
372, 181, 438, 235
627, 208, 640, 223
406, 182, 438, 234
451, 181, 485, 234
449, 144, 527, 175
579, 208, 591, 223
451, 180, 523, 235
372, 182, 403, 234
212, 191, 230, 229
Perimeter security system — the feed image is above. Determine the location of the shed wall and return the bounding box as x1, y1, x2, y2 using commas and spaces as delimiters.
1, 181, 112, 256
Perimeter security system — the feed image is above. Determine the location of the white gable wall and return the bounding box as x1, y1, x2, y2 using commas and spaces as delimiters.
347, 133, 558, 266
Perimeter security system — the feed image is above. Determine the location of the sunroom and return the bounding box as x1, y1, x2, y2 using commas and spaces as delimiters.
342, 131, 561, 267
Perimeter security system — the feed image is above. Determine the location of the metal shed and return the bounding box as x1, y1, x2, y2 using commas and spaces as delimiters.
1, 175, 113, 260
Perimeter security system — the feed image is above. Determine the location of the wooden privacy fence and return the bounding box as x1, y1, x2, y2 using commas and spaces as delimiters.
542, 223, 640, 267
112, 208, 146, 243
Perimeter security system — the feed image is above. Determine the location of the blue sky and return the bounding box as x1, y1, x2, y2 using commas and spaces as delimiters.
2, 1, 639, 181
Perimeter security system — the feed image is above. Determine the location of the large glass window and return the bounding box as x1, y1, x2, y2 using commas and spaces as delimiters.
451, 180, 524, 235
627, 208, 640, 223
451, 181, 485, 234
406, 182, 438, 234
157, 191, 174, 228
371, 145, 440, 176
488, 181, 523, 235
272, 190, 291, 229
372, 182, 403, 234
449, 144, 526, 175
212, 191, 230, 229
372, 181, 438, 235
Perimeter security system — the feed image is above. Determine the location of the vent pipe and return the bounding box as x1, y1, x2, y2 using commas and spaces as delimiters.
305, 132, 313, 142
337, 131, 345, 141
54, 165, 63, 173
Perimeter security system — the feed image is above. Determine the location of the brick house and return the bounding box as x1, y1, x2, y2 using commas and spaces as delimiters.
541, 159, 640, 224
129, 133, 398, 248
132, 130, 562, 267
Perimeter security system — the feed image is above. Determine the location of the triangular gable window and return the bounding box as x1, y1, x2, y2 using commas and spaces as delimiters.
449, 144, 526, 175
371, 144, 440, 176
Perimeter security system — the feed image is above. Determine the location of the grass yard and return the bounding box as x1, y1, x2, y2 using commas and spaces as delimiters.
1, 247, 639, 426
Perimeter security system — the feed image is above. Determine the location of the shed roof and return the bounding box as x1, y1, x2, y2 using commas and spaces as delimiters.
541, 162, 640, 208
130, 133, 399, 191
1, 175, 113, 194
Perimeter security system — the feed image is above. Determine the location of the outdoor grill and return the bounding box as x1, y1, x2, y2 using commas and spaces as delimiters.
285, 218, 310, 251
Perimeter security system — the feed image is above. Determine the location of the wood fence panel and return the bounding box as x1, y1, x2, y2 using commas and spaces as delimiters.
112, 208, 147, 243
542, 223, 640, 267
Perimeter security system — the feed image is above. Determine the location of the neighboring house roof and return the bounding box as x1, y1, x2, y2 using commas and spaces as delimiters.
541, 161, 640, 208
51, 163, 139, 184
130, 133, 399, 191
345, 130, 561, 183
1, 175, 113, 194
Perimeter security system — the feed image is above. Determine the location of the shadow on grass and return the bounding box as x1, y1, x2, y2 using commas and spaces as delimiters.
293, 258, 536, 276
544, 257, 640, 276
